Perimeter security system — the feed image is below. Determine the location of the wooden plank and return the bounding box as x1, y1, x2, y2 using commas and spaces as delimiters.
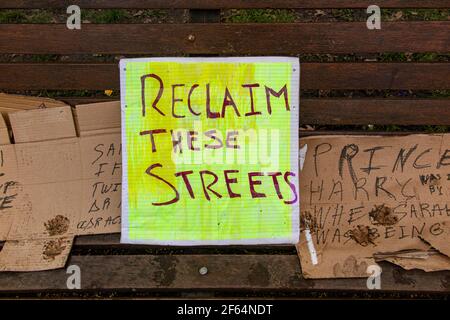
60, 97, 450, 126
60, 97, 116, 106
0, 23, 449, 54
73, 233, 145, 247
301, 98, 450, 125
1, 0, 449, 9
0, 255, 448, 292
1, 63, 449, 90
71, 234, 296, 253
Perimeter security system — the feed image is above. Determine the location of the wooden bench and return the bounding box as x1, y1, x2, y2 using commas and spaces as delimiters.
0, 1, 449, 298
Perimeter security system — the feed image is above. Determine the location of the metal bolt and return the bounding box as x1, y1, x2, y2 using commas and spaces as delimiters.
199, 266, 208, 275
188, 34, 196, 42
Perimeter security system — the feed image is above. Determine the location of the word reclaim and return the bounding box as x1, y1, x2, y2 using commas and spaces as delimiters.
120, 57, 299, 245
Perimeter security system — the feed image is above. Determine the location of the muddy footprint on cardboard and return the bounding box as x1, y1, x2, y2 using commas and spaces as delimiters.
333, 255, 368, 277
345, 225, 379, 247
42, 239, 67, 261
44, 215, 70, 236
369, 204, 399, 226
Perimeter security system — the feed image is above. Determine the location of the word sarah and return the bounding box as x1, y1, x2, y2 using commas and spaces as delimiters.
141, 73, 291, 118
92, 143, 122, 177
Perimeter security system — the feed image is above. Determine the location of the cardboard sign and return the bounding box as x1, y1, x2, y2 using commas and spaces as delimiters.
0, 97, 121, 271
297, 134, 450, 278
120, 57, 300, 245
0, 93, 67, 131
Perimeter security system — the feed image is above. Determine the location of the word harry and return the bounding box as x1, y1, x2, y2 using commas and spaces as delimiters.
141, 74, 291, 118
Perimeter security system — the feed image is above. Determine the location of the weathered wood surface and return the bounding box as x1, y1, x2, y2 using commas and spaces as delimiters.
59, 97, 450, 126
0, 255, 448, 293
0, 23, 449, 54
1, 63, 449, 91
0, 236, 449, 294
1, 0, 449, 9
301, 99, 450, 125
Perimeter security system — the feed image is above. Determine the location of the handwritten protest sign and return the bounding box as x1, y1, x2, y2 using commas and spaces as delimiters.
297, 134, 450, 278
120, 57, 299, 245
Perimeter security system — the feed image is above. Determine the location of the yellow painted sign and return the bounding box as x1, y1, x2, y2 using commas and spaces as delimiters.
120, 57, 299, 245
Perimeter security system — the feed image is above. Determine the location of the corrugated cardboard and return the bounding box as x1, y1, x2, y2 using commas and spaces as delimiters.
0, 95, 121, 271
10, 106, 77, 143
0, 133, 18, 241
381, 252, 450, 272
0, 238, 74, 272
0, 93, 67, 111
297, 134, 450, 278
0, 93, 68, 130
77, 131, 122, 235
75, 101, 121, 136
0, 115, 9, 145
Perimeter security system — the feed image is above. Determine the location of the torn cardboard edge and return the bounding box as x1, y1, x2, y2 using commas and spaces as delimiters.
374, 235, 450, 272
296, 134, 450, 278
0, 94, 121, 271
418, 220, 450, 258
296, 227, 450, 279
376, 236, 450, 272
0, 114, 10, 146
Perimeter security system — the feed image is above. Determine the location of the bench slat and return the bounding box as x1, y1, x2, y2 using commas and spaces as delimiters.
0, 255, 448, 293
59, 97, 450, 125
0, 23, 449, 54
1, 1, 449, 9
1, 63, 448, 91
302, 98, 450, 125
